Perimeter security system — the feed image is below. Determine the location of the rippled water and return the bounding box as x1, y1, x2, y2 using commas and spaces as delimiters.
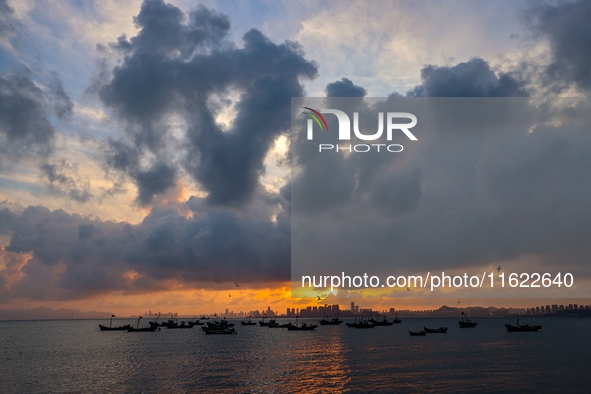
1, 317, 590, 393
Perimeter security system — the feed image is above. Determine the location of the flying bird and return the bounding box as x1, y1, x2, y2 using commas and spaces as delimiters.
457, 298, 461, 306
496, 265, 502, 273
317, 295, 322, 301
407, 287, 411, 292
234, 282, 241, 287
228, 293, 232, 297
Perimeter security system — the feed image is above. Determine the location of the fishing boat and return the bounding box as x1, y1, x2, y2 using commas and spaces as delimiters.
369, 315, 394, 326
458, 312, 477, 328
424, 326, 447, 333
287, 322, 318, 331
346, 318, 359, 327
258, 315, 276, 326
346, 319, 375, 329
392, 314, 402, 324
505, 318, 541, 332
162, 320, 177, 328
188, 318, 204, 326
127, 316, 158, 332
409, 330, 426, 336
147, 312, 162, 328
207, 319, 234, 329
241, 317, 257, 326
319, 315, 343, 325
99, 324, 131, 331
160, 314, 180, 328
505, 323, 541, 332
99, 315, 131, 331
267, 321, 291, 328
203, 327, 236, 335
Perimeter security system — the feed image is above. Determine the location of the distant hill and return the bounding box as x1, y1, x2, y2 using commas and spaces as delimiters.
395, 305, 527, 317
0, 306, 112, 320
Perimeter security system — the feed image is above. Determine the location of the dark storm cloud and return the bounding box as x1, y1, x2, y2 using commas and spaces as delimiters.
185, 72, 308, 205
105, 138, 139, 172
407, 58, 527, 97
1, 193, 289, 300
325, 77, 367, 97
97, 0, 318, 206
0, 207, 17, 234
123, 2, 231, 57
133, 161, 177, 205
0, 70, 55, 159
103, 139, 176, 206
526, 0, 591, 93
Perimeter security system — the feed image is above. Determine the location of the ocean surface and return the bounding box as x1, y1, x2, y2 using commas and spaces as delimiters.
1, 317, 590, 393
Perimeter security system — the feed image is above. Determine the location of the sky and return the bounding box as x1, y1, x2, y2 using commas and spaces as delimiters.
1, 0, 590, 315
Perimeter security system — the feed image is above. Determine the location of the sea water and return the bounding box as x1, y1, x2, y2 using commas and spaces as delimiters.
1, 317, 589, 393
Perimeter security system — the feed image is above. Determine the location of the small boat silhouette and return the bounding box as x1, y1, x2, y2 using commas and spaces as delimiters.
319, 315, 343, 325
369, 315, 394, 326
203, 327, 236, 335
287, 322, 318, 331
346, 318, 375, 329
424, 326, 447, 333
286, 317, 318, 330
505, 318, 541, 332
458, 312, 477, 328
99, 315, 131, 331
99, 324, 130, 331
241, 317, 257, 325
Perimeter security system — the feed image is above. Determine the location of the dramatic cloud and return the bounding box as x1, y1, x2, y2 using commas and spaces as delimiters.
0, 70, 54, 160
1, 192, 289, 301
526, 0, 591, 93
97, 0, 318, 206
0, 207, 17, 234
325, 77, 367, 97
407, 58, 527, 97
